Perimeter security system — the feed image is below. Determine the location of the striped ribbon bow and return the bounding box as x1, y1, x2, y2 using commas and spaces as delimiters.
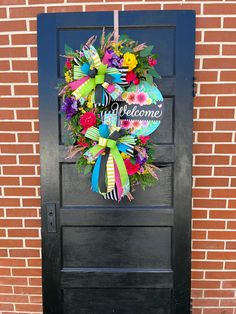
69, 45, 123, 106
84, 124, 136, 200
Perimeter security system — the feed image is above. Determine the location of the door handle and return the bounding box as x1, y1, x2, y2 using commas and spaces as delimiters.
45, 203, 57, 233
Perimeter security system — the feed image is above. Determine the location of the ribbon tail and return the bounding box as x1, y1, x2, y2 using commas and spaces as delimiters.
114, 162, 123, 200
106, 152, 115, 193
94, 84, 104, 106
98, 148, 110, 193
91, 155, 102, 193
112, 147, 130, 196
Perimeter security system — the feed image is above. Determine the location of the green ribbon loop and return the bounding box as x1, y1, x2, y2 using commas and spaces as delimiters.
84, 126, 132, 196
95, 74, 105, 85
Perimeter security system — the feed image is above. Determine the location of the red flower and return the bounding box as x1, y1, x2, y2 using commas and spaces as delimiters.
65, 58, 72, 70
133, 77, 140, 85
124, 158, 140, 175
139, 135, 150, 145
148, 57, 157, 67
126, 71, 136, 83
79, 112, 96, 134
77, 137, 89, 148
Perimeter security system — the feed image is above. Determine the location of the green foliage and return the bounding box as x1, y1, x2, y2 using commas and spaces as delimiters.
146, 74, 153, 85
140, 45, 153, 57
76, 155, 92, 175
148, 66, 161, 79
121, 46, 133, 54
65, 44, 77, 56
130, 172, 158, 191
84, 164, 93, 175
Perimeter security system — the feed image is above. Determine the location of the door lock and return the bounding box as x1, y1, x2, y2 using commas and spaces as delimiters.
45, 203, 56, 233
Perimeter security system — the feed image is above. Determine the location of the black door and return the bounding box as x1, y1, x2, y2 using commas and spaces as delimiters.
38, 10, 195, 314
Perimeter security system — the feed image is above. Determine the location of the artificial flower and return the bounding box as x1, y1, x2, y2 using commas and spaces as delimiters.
126, 71, 136, 83
126, 92, 136, 105
121, 119, 131, 128
79, 112, 96, 134
79, 107, 86, 113
139, 135, 150, 145
109, 52, 123, 67
133, 77, 140, 85
148, 57, 157, 67
77, 137, 89, 148
124, 158, 140, 175
86, 101, 93, 108
146, 98, 152, 105
136, 92, 147, 105
111, 42, 123, 56
122, 92, 128, 100
121, 152, 130, 159
60, 97, 78, 120
65, 58, 72, 70
132, 120, 141, 128
65, 71, 72, 83
123, 52, 138, 71
136, 152, 147, 166
103, 50, 123, 67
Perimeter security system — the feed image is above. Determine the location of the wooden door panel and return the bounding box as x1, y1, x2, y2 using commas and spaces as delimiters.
62, 226, 172, 268
63, 288, 171, 314
60, 163, 173, 206
38, 10, 195, 313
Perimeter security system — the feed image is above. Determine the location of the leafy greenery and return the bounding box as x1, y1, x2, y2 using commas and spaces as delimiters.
148, 66, 161, 79
140, 45, 153, 57
76, 155, 92, 175
130, 172, 158, 191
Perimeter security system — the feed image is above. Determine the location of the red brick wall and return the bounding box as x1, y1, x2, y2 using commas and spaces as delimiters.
0, 1, 235, 313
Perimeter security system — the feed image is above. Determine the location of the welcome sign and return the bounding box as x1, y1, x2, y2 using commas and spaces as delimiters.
111, 102, 163, 120
109, 82, 164, 136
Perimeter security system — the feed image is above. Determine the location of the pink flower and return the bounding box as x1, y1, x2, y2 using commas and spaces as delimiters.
121, 119, 131, 128
79, 112, 96, 134
126, 71, 136, 83
126, 92, 136, 105
132, 120, 141, 128
136, 92, 147, 105
148, 57, 157, 67
65, 58, 72, 70
124, 158, 140, 175
139, 135, 150, 145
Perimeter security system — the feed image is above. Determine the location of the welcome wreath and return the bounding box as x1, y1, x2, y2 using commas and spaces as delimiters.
59, 30, 164, 201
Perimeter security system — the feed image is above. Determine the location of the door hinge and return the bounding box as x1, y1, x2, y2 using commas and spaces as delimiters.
193, 76, 197, 97
45, 203, 57, 233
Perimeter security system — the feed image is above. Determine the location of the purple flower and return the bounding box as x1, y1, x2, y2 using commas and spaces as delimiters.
135, 152, 147, 166
60, 97, 78, 120
106, 50, 123, 68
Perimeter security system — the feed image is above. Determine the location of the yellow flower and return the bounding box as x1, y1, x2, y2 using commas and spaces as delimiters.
123, 52, 138, 71
88, 161, 95, 165
65, 71, 71, 83
86, 101, 93, 108
146, 98, 152, 105
112, 42, 123, 56
122, 92, 128, 100
79, 108, 86, 113
121, 152, 129, 159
